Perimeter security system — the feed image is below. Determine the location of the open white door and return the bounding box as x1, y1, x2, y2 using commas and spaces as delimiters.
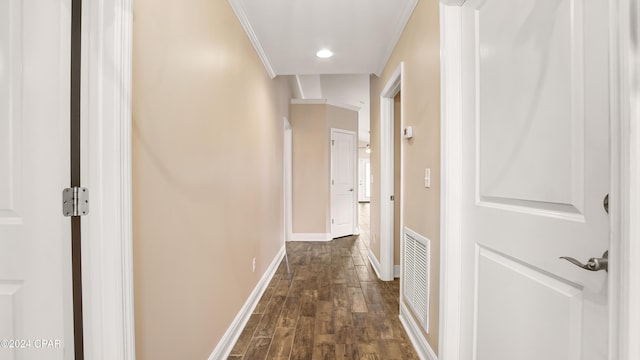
461, 0, 610, 359
331, 129, 357, 238
0, 1, 74, 359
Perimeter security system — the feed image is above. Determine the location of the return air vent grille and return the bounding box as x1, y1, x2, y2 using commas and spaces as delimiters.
403, 227, 430, 332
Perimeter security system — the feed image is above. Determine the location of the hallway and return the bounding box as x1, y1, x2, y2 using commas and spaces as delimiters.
228, 203, 418, 359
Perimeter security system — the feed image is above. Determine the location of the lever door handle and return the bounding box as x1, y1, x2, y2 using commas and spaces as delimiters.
560, 250, 608, 272
349, 188, 354, 192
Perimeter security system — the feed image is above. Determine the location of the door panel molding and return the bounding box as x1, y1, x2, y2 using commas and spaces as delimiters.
0, 0, 22, 223
475, 246, 583, 360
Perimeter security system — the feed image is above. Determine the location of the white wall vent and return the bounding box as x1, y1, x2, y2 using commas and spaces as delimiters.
402, 227, 431, 332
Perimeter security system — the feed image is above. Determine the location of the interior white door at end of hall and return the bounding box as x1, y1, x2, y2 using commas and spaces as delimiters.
331, 129, 357, 239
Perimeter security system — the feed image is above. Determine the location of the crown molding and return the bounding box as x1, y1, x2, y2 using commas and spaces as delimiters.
228, 0, 277, 78
290, 98, 361, 112
440, 0, 468, 5
375, 0, 418, 76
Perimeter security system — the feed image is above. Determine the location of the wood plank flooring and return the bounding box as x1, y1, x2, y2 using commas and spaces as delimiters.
227, 226, 418, 359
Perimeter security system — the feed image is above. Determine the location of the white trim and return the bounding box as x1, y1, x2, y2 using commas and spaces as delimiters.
208, 246, 286, 359
327, 100, 361, 112
290, 98, 327, 105
289, 233, 332, 242
440, 0, 468, 6
283, 117, 293, 242
227, 0, 276, 79
368, 248, 383, 280
374, 0, 418, 76
378, 63, 403, 281
438, 3, 464, 360
394, 265, 401, 278
290, 98, 361, 112
400, 302, 438, 360
611, 1, 640, 359
626, 1, 640, 356
81, 1, 135, 359
295, 75, 306, 98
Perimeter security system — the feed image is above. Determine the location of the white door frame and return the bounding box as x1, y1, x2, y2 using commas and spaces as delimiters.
283, 117, 293, 242
438, 1, 640, 359
379, 63, 404, 282
81, 1, 135, 359
330, 128, 358, 238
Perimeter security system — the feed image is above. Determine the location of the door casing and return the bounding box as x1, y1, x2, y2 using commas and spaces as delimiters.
378, 63, 404, 282
284, 117, 293, 242
80, 1, 135, 359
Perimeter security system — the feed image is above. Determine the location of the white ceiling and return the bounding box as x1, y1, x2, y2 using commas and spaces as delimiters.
229, 0, 417, 143
229, 0, 418, 77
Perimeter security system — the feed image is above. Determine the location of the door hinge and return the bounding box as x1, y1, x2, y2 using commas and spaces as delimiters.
332, 140, 335, 146
63, 187, 89, 217
332, 219, 334, 224
332, 179, 335, 185
390, 195, 395, 201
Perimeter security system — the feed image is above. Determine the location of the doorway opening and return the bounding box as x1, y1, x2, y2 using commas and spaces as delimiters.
379, 63, 404, 281
358, 142, 371, 247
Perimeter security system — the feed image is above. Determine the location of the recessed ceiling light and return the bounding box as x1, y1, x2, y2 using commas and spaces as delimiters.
316, 49, 333, 58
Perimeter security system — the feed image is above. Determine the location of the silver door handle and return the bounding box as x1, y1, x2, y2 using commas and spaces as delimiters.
560, 250, 608, 272
349, 188, 354, 192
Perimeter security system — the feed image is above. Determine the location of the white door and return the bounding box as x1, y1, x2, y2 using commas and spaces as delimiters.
331, 129, 356, 238
0, 1, 73, 359
461, 0, 610, 359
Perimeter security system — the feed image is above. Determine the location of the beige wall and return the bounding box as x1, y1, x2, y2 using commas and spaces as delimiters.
369, 0, 441, 352
291, 104, 358, 235
132, 0, 290, 359
291, 104, 327, 234
326, 104, 359, 134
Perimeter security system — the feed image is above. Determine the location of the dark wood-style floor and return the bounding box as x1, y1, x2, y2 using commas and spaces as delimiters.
228, 204, 419, 359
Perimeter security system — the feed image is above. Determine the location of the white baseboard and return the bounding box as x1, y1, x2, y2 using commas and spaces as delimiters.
368, 248, 383, 280
400, 302, 438, 360
289, 233, 332, 241
394, 265, 401, 278
208, 246, 286, 359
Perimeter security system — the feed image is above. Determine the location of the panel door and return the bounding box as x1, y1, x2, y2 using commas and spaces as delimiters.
331, 130, 356, 238
0, 1, 73, 359
461, 0, 610, 359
